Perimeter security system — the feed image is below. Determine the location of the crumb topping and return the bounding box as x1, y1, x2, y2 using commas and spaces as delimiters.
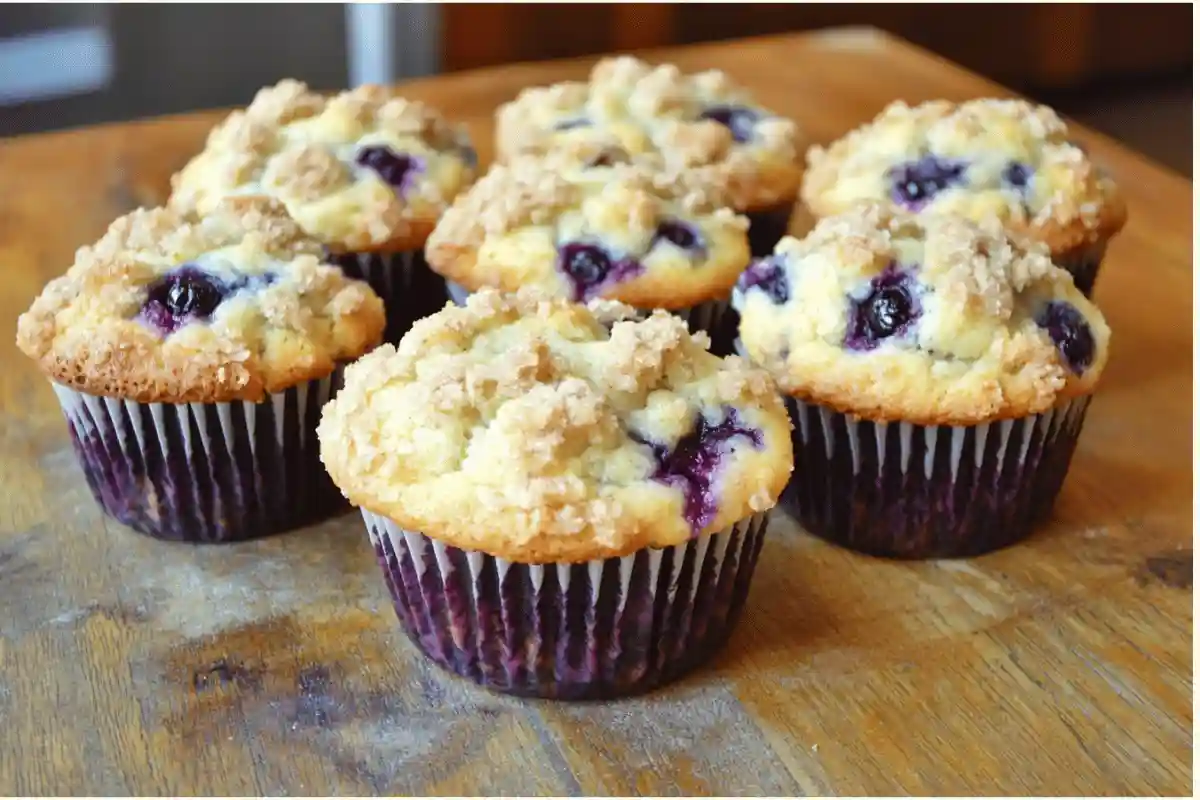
318, 288, 793, 562
425, 156, 751, 309
16, 197, 385, 403
495, 56, 803, 212
733, 203, 1111, 425
802, 99, 1127, 254
169, 79, 477, 253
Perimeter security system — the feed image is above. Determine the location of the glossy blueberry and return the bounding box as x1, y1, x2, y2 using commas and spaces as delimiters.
558, 242, 643, 301
356, 145, 422, 192
1036, 301, 1095, 375
844, 265, 920, 351
652, 219, 702, 253
140, 267, 228, 334
888, 156, 967, 209
698, 105, 759, 144
736, 257, 789, 304
633, 407, 763, 533
1002, 161, 1033, 191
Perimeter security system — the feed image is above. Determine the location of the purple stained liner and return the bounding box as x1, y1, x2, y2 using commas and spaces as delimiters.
327, 249, 449, 344
744, 202, 795, 259
363, 510, 770, 700
780, 395, 1093, 559
51, 371, 348, 544
1052, 241, 1109, 298
444, 282, 740, 357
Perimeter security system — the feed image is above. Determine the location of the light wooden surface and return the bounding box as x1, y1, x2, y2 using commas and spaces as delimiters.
0, 29, 1192, 796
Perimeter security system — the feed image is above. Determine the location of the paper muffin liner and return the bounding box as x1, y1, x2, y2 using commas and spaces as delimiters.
329, 249, 448, 343
51, 371, 347, 544
1051, 240, 1109, 298
446, 281, 738, 356
781, 395, 1093, 559
362, 510, 770, 700
744, 201, 796, 259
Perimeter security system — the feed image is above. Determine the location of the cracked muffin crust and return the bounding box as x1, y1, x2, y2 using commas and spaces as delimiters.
495, 55, 803, 214
169, 79, 478, 254
801, 99, 1127, 257
425, 155, 751, 310
16, 196, 385, 403
733, 203, 1110, 426
318, 288, 793, 563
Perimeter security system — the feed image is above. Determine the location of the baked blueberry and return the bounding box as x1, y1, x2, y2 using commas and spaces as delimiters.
1002, 161, 1033, 191
698, 105, 759, 144
736, 257, 789, 304
652, 220, 702, 253
888, 156, 966, 210
140, 267, 228, 334
634, 407, 763, 532
845, 265, 920, 351
558, 242, 643, 301
355, 145, 422, 192
1036, 301, 1095, 374
554, 117, 590, 131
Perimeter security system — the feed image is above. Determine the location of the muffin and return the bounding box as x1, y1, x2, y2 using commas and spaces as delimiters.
426, 155, 751, 354
15, 197, 385, 543
495, 55, 803, 258
170, 79, 477, 342
801, 99, 1126, 297
318, 289, 792, 699
733, 204, 1110, 559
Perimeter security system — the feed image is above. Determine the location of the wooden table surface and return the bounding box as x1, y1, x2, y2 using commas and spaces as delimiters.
0, 28, 1192, 796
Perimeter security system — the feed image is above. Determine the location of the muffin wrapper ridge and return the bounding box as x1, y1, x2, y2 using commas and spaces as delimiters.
1052, 240, 1109, 298
445, 282, 739, 356
333, 249, 449, 343
363, 510, 770, 700
744, 202, 796, 259
781, 395, 1093, 559
51, 373, 347, 544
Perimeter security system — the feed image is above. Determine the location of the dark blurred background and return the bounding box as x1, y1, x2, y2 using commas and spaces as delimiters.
0, 3, 1190, 175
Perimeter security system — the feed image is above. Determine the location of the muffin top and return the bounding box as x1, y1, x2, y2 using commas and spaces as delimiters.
169, 79, 477, 253
495, 55, 803, 212
318, 288, 793, 563
802, 99, 1127, 254
425, 155, 751, 309
733, 204, 1110, 426
16, 197, 385, 404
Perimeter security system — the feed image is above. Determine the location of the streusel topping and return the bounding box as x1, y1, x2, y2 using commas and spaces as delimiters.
425, 156, 751, 309
17, 197, 385, 403
802, 99, 1127, 254
318, 288, 792, 562
169, 79, 477, 253
733, 204, 1111, 425
495, 56, 803, 212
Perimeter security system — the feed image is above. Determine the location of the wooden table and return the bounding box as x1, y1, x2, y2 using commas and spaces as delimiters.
0, 29, 1191, 796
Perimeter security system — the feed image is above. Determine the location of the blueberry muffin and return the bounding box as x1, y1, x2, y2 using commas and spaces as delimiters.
495, 55, 803, 258
733, 204, 1109, 559
318, 288, 792, 698
426, 155, 751, 354
802, 99, 1127, 296
16, 197, 385, 543
170, 79, 477, 341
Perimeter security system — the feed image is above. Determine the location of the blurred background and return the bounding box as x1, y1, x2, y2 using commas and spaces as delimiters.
0, 2, 1190, 175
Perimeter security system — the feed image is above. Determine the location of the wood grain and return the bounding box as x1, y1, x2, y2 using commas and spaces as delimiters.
0, 29, 1191, 796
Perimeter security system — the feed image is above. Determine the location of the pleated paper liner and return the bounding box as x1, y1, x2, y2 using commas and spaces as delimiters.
51, 370, 346, 544
744, 201, 796, 259
781, 395, 1093, 559
327, 249, 450, 343
445, 281, 739, 357
1053, 240, 1109, 298
363, 510, 770, 700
